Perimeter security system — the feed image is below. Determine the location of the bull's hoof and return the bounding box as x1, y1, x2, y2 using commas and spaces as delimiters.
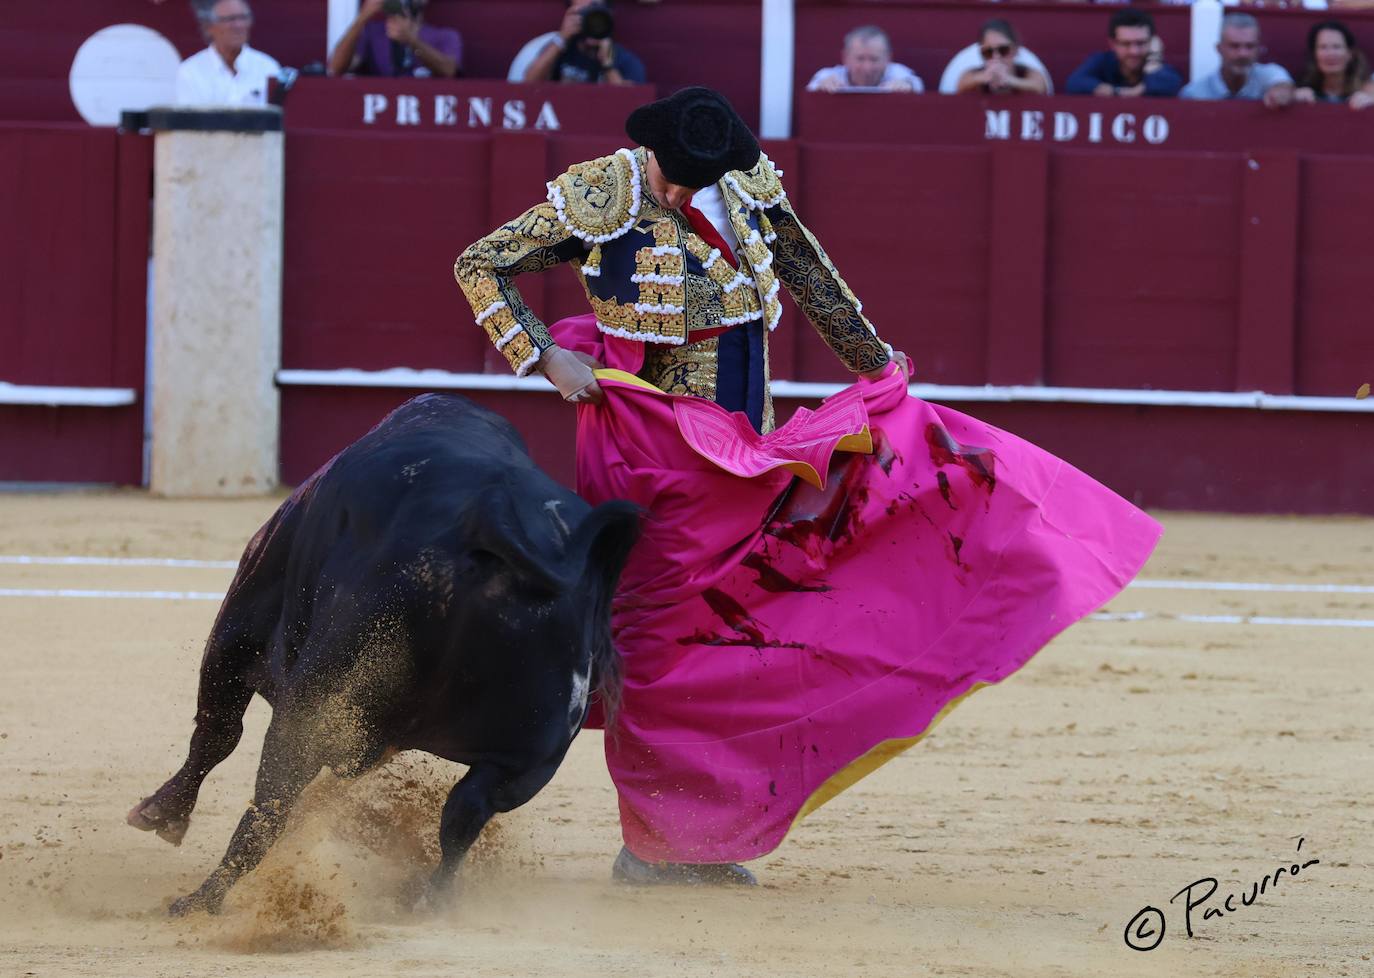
168, 889, 221, 917
414, 871, 461, 914
611, 846, 758, 887
127, 799, 190, 846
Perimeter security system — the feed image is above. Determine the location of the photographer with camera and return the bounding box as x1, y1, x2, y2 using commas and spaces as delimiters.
328, 0, 461, 79
509, 0, 646, 86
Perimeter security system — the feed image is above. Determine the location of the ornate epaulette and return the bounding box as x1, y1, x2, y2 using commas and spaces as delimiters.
546, 148, 643, 245
723, 152, 787, 211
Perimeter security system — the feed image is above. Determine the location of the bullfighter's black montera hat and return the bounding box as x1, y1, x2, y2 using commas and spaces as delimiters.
625, 86, 760, 189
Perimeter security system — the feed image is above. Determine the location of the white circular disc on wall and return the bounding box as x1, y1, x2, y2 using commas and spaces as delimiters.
69, 24, 182, 126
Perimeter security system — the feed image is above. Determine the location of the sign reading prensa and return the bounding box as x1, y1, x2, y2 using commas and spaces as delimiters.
984, 109, 1170, 146
280, 78, 653, 135
361, 93, 562, 130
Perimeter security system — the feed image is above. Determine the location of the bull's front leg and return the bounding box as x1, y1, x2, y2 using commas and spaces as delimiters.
169, 715, 320, 916
426, 758, 561, 906
128, 625, 258, 846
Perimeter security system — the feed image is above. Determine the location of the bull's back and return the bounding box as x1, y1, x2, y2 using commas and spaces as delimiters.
267, 395, 584, 671
299, 394, 572, 543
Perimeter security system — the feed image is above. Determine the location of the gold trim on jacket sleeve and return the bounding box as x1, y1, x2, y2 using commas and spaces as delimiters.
454, 201, 586, 376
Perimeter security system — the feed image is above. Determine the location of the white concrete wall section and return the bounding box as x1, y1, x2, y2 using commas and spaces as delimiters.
1190, 0, 1224, 83
327, 0, 360, 64
150, 125, 283, 496
760, 0, 795, 139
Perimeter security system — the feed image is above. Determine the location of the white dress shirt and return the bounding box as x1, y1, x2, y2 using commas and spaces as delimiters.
687, 184, 741, 260
174, 44, 282, 107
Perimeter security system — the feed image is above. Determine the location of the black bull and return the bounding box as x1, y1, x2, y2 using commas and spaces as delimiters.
127, 394, 640, 914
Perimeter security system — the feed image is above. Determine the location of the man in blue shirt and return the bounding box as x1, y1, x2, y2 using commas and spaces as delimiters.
1180, 13, 1294, 108
1066, 8, 1183, 98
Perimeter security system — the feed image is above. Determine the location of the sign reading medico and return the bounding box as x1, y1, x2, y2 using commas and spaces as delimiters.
984, 108, 1170, 146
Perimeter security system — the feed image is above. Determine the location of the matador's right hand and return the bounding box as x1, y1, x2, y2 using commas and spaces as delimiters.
540, 346, 605, 406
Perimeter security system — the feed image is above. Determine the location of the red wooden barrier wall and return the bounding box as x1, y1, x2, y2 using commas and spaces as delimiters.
280, 390, 1374, 514
275, 92, 1374, 513
0, 125, 148, 483
281, 96, 1374, 397
3, 4, 1372, 509
791, 94, 1374, 398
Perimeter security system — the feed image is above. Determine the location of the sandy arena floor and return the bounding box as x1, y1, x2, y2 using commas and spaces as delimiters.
0, 490, 1370, 978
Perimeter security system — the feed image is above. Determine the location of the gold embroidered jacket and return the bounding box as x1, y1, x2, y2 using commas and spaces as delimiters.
453, 146, 893, 381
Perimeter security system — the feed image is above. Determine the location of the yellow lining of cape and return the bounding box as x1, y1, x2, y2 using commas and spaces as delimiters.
835, 430, 874, 455
594, 368, 661, 391
786, 681, 991, 831
592, 370, 873, 489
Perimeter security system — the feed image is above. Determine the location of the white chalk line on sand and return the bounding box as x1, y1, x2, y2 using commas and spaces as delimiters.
0, 555, 237, 569
1089, 611, 1374, 629
1129, 579, 1374, 595
3, 557, 1373, 627
0, 587, 225, 600
3, 557, 1374, 596
1, 588, 1373, 630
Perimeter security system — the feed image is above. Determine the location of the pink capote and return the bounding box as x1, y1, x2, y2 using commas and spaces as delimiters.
550, 314, 1162, 864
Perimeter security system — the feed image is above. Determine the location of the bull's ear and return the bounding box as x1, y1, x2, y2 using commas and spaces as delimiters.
466, 484, 567, 595
570, 500, 641, 589
571, 500, 641, 729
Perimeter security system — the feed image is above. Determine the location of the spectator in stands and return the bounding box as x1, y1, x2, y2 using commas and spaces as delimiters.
328, 0, 461, 79
953, 20, 1050, 96
174, 0, 281, 106
1181, 13, 1294, 108
509, 0, 647, 85
1065, 8, 1183, 98
1294, 20, 1374, 108
806, 25, 924, 93
940, 26, 1052, 94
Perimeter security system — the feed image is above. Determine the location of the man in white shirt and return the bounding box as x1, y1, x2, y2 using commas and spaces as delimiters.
806, 25, 923, 93
175, 0, 282, 107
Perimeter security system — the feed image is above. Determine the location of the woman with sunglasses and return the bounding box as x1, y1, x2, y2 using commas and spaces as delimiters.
1294, 20, 1374, 110
955, 20, 1049, 95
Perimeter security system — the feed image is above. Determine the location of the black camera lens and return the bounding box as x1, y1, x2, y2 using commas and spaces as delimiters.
580, 5, 614, 40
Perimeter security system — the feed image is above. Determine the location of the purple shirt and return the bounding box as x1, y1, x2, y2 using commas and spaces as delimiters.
354, 20, 462, 77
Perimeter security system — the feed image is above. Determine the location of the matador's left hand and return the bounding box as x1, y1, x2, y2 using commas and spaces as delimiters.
541, 346, 605, 405
860, 351, 911, 383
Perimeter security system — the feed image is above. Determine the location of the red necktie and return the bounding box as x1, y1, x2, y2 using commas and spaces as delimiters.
680, 201, 739, 269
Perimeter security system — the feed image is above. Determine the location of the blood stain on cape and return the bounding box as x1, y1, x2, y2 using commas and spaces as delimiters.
741, 552, 830, 593
926, 424, 996, 493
